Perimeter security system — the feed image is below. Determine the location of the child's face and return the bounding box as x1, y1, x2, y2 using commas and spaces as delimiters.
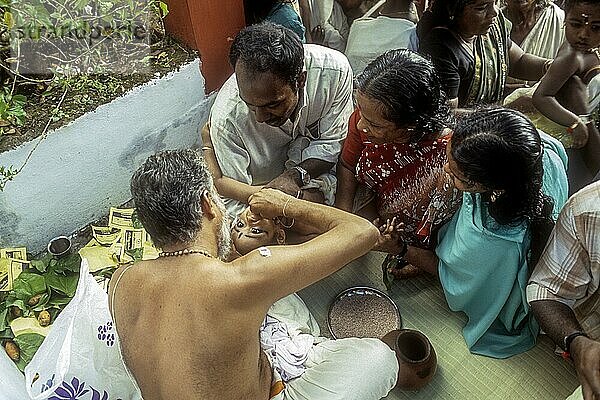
231, 208, 284, 255
566, 2, 600, 51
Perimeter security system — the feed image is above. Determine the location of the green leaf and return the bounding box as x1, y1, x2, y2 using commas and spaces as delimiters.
31, 291, 50, 312
158, 1, 168, 18
46, 295, 72, 308
0, 327, 14, 341
11, 94, 26, 106
49, 253, 81, 275
45, 271, 78, 297
3, 11, 14, 29
13, 333, 45, 372
12, 273, 46, 301
30, 253, 52, 273
0, 307, 8, 331
5, 298, 25, 314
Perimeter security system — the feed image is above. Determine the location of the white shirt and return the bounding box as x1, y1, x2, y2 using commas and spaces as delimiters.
345, 0, 416, 75
209, 44, 354, 215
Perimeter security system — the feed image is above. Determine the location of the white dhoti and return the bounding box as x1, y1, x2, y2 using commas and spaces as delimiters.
265, 294, 398, 400
566, 386, 583, 400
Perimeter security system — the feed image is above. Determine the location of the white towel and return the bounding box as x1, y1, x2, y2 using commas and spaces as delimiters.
260, 315, 315, 381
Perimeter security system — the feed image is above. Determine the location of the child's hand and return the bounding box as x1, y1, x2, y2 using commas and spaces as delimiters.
373, 217, 405, 254
571, 122, 589, 149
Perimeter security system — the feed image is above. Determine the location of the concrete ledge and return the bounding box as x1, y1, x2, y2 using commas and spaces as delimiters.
0, 58, 214, 252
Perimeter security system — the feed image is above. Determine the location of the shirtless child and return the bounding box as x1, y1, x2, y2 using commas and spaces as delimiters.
533, 0, 600, 185
109, 149, 398, 400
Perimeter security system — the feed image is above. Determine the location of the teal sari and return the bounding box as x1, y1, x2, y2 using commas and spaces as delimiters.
436, 133, 568, 358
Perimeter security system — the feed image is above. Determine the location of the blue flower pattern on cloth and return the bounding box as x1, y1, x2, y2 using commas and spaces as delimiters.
40, 375, 122, 400
97, 321, 115, 347
90, 388, 112, 400
41, 374, 56, 393
48, 377, 89, 400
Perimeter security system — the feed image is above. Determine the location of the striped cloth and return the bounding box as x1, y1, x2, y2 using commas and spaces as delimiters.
527, 181, 600, 339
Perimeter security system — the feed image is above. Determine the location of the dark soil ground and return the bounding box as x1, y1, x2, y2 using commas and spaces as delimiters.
0, 35, 197, 153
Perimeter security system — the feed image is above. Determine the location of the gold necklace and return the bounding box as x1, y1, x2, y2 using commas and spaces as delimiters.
158, 249, 214, 258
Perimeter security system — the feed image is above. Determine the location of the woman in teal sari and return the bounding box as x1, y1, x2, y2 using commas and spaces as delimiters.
403, 108, 569, 358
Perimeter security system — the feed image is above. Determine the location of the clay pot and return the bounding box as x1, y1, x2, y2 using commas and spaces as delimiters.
381, 328, 437, 391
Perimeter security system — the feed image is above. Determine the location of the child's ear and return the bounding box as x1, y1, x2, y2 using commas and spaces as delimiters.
276, 229, 286, 245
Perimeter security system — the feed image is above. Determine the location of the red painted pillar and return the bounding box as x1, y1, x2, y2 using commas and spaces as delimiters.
163, 0, 245, 93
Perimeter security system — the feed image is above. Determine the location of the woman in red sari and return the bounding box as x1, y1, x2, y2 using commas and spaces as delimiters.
335, 49, 460, 281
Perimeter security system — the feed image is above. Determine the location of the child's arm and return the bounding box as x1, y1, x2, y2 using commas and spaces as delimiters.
200, 123, 261, 203
533, 45, 589, 148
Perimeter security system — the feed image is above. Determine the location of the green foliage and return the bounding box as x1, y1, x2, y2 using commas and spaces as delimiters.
0, 88, 26, 136
0, 251, 82, 370
12, 272, 46, 301
44, 270, 78, 297
13, 332, 45, 371
0, 0, 169, 191
0, 164, 17, 190
1, 0, 169, 76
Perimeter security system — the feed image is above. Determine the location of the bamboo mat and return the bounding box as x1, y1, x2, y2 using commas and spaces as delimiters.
298, 251, 579, 400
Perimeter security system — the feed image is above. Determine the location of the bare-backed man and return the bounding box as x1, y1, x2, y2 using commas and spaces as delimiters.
109, 149, 398, 400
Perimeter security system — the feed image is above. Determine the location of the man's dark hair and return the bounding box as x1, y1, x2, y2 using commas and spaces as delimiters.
130, 149, 214, 249
229, 22, 304, 88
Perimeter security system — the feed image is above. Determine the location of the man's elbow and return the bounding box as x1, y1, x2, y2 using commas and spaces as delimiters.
355, 220, 379, 248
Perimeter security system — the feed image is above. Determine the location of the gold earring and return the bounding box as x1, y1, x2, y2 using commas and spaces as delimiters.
490, 190, 503, 202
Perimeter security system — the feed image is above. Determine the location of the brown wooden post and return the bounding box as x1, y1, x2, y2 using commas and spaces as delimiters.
163, 0, 245, 93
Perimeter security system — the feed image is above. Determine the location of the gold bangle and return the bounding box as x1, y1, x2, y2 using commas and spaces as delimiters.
567, 118, 582, 134
282, 197, 293, 219
201, 146, 213, 151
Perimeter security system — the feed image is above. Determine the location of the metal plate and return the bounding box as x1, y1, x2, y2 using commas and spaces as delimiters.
327, 286, 402, 339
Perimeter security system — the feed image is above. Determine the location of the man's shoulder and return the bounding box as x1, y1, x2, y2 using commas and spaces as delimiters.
568, 181, 600, 218
210, 74, 250, 130
303, 44, 351, 75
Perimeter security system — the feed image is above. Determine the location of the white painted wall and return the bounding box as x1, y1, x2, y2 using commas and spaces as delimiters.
0, 59, 215, 252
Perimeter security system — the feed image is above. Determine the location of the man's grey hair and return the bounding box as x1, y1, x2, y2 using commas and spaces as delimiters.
130, 149, 215, 249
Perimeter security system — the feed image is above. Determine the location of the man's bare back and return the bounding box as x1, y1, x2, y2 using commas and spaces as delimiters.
110, 257, 273, 400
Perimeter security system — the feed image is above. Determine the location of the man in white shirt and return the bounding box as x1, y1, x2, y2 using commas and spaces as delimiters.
206, 22, 353, 217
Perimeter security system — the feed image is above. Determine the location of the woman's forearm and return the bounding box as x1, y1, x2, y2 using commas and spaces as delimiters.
404, 245, 439, 277
334, 163, 359, 212
510, 53, 547, 82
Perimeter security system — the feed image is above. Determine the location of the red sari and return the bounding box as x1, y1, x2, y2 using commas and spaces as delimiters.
341, 110, 460, 248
